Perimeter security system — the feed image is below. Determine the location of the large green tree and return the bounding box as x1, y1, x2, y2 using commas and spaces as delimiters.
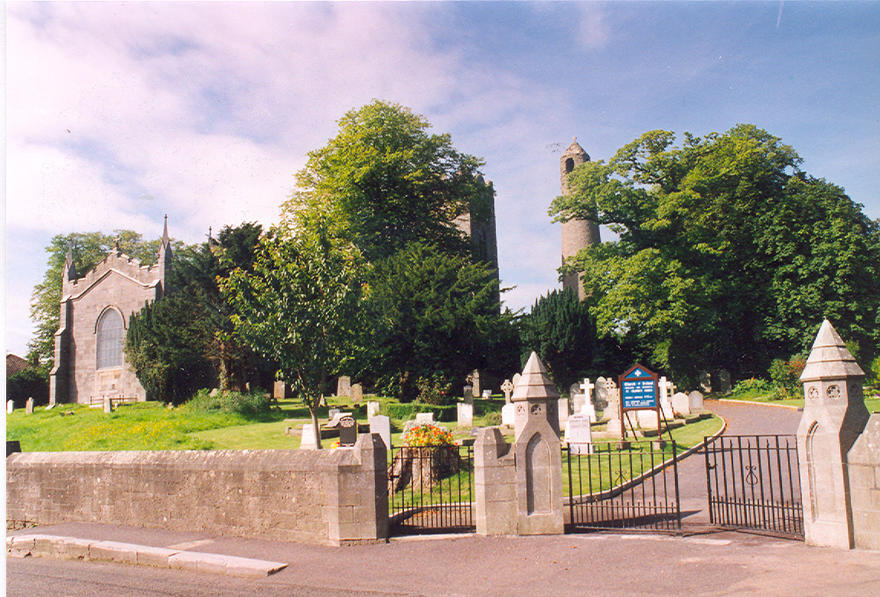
29, 231, 167, 367
219, 222, 363, 448
282, 100, 489, 262
550, 125, 880, 381
355, 241, 516, 401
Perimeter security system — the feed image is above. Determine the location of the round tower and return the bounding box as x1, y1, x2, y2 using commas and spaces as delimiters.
560, 138, 600, 300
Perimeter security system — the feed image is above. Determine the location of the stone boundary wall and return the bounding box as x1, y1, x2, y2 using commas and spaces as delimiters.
6, 434, 388, 546
847, 414, 880, 550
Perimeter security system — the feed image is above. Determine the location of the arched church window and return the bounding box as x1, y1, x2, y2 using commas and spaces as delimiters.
96, 308, 123, 369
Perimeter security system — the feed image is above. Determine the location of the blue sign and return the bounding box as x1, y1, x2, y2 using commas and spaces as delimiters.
620, 364, 658, 409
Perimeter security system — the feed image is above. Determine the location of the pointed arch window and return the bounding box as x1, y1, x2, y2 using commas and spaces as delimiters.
96, 308, 124, 369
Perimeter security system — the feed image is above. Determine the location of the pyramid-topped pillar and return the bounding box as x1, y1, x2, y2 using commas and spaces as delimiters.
797, 319, 868, 548
511, 352, 564, 535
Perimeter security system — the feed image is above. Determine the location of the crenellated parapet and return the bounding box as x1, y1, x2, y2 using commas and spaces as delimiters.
62, 248, 162, 300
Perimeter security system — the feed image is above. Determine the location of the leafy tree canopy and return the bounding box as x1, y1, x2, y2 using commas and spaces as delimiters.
282, 100, 489, 262
219, 222, 363, 448
29, 231, 171, 367
355, 241, 517, 401
550, 124, 880, 381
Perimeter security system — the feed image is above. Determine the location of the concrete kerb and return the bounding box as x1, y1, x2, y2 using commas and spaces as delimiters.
5, 534, 288, 577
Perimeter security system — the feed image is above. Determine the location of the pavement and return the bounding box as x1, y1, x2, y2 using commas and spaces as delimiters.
11, 400, 879, 596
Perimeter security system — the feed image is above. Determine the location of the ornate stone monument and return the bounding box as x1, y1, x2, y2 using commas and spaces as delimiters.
509, 352, 564, 535
797, 320, 869, 549
501, 379, 514, 404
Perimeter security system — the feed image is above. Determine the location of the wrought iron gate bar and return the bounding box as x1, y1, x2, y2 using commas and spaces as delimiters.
702, 434, 803, 539
565, 441, 682, 532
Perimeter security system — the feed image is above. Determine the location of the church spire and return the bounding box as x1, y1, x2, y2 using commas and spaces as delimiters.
161, 214, 170, 247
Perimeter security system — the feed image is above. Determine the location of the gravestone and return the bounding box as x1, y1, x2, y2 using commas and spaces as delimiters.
351, 383, 363, 403
468, 370, 481, 398
699, 370, 712, 393
571, 393, 585, 415
367, 401, 381, 418
511, 373, 521, 389
501, 403, 515, 427
565, 413, 593, 455
579, 378, 595, 405
688, 391, 704, 413
463, 385, 474, 403
25, 397, 34, 415
103, 396, 113, 414
717, 370, 732, 395
481, 389, 491, 400
328, 408, 341, 420
326, 411, 352, 428
273, 380, 286, 400
415, 412, 434, 425
7, 400, 14, 414
338, 414, 358, 446
636, 409, 659, 429
569, 383, 580, 399
658, 376, 674, 420
501, 379, 514, 404
300, 424, 317, 450
337, 376, 351, 397
557, 397, 570, 429
671, 392, 690, 417
595, 377, 608, 409
369, 415, 391, 449
457, 402, 474, 428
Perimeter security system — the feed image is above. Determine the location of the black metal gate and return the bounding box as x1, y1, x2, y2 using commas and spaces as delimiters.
388, 444, 475, 535
703, 435, 803, 539
566, 441, 682, 532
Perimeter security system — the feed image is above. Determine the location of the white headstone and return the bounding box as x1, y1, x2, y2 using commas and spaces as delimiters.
565, 414, 593, 455
300, 424, 318, 450
688, 391, 705, 413
103, 396, 113, 414
415, 412, 434, 425
557, 397, 570, 428
369, 415, 391, 449
511, 373, 521, 388
579, 378, 595, 403
367, 401, 381, 418
25, 397, 34, 415
501, 379, 514, 403
581, 396, 597, 424
671, 392, 690, 417
481, 389, 491, 400
636, 409, 660, 429
571, 393, 585, 414
658, 376, 674, 420
501, 403, 515, 427
457, 402, 474, 427
7, 400, 14, 414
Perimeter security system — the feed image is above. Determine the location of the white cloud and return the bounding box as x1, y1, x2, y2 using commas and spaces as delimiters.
576, 4, 611, 50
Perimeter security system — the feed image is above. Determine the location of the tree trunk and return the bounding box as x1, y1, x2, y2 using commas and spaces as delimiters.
310, 406, 322, 450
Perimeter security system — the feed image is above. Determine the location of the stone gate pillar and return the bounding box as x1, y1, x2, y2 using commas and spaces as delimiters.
797, 319, 869, 548
510, 352, 564, 535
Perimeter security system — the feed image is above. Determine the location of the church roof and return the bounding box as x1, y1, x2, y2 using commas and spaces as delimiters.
562, 137, 589, 161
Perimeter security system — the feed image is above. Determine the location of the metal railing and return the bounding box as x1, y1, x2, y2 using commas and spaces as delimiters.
388, 444, 474, 535
703, 434, 803, 539
565, 441, 681, 532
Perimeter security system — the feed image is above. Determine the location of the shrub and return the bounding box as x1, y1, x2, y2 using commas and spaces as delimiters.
384, 402, 456, 422
6, 368, 49, 407
731, 378, 771, 395
186, 388, 273, 417
769, 355, 807, 392
402, 424, 455, 447
415, 373, 453, 405
483, 411, 502, 426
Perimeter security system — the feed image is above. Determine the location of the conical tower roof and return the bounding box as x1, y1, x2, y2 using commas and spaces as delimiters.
511, 351, 560, 401
800, 319, 864, 382
561, 137, 589, 162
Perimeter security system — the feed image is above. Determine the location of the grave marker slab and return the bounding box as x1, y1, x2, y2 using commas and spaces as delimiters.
336, 376, 351, 397
557, 397, 570, 429
565, 414, 593, 455
328, 408, 341, 420
501, 379, 514, 404
457, 402, 474, 428
481, 389, 491, 400
415, 412, 434, 425
717, 370, 732, 395
688, 391, 704, 413
338, 415, 358, 446
7, 400, 14, 414
351, 383, 363, 402
501, 403, 515, 427
511, 373, 521, 388
25, 398, 34, 415
462, 385, 474, 404
369, 415, 391, 449
671, 392, 690, 417
300, 424, 317, 450
103, 397, 113, 414
699, 371, 712, 393
367, 401, 380, 418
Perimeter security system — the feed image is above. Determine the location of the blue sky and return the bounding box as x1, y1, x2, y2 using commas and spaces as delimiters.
4, 2, 879, 357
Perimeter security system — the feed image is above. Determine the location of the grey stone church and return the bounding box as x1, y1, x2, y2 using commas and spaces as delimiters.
49, 221, 172, 405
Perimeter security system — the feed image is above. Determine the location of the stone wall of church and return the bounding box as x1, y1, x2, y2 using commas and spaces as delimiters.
60, 251, 162, 404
